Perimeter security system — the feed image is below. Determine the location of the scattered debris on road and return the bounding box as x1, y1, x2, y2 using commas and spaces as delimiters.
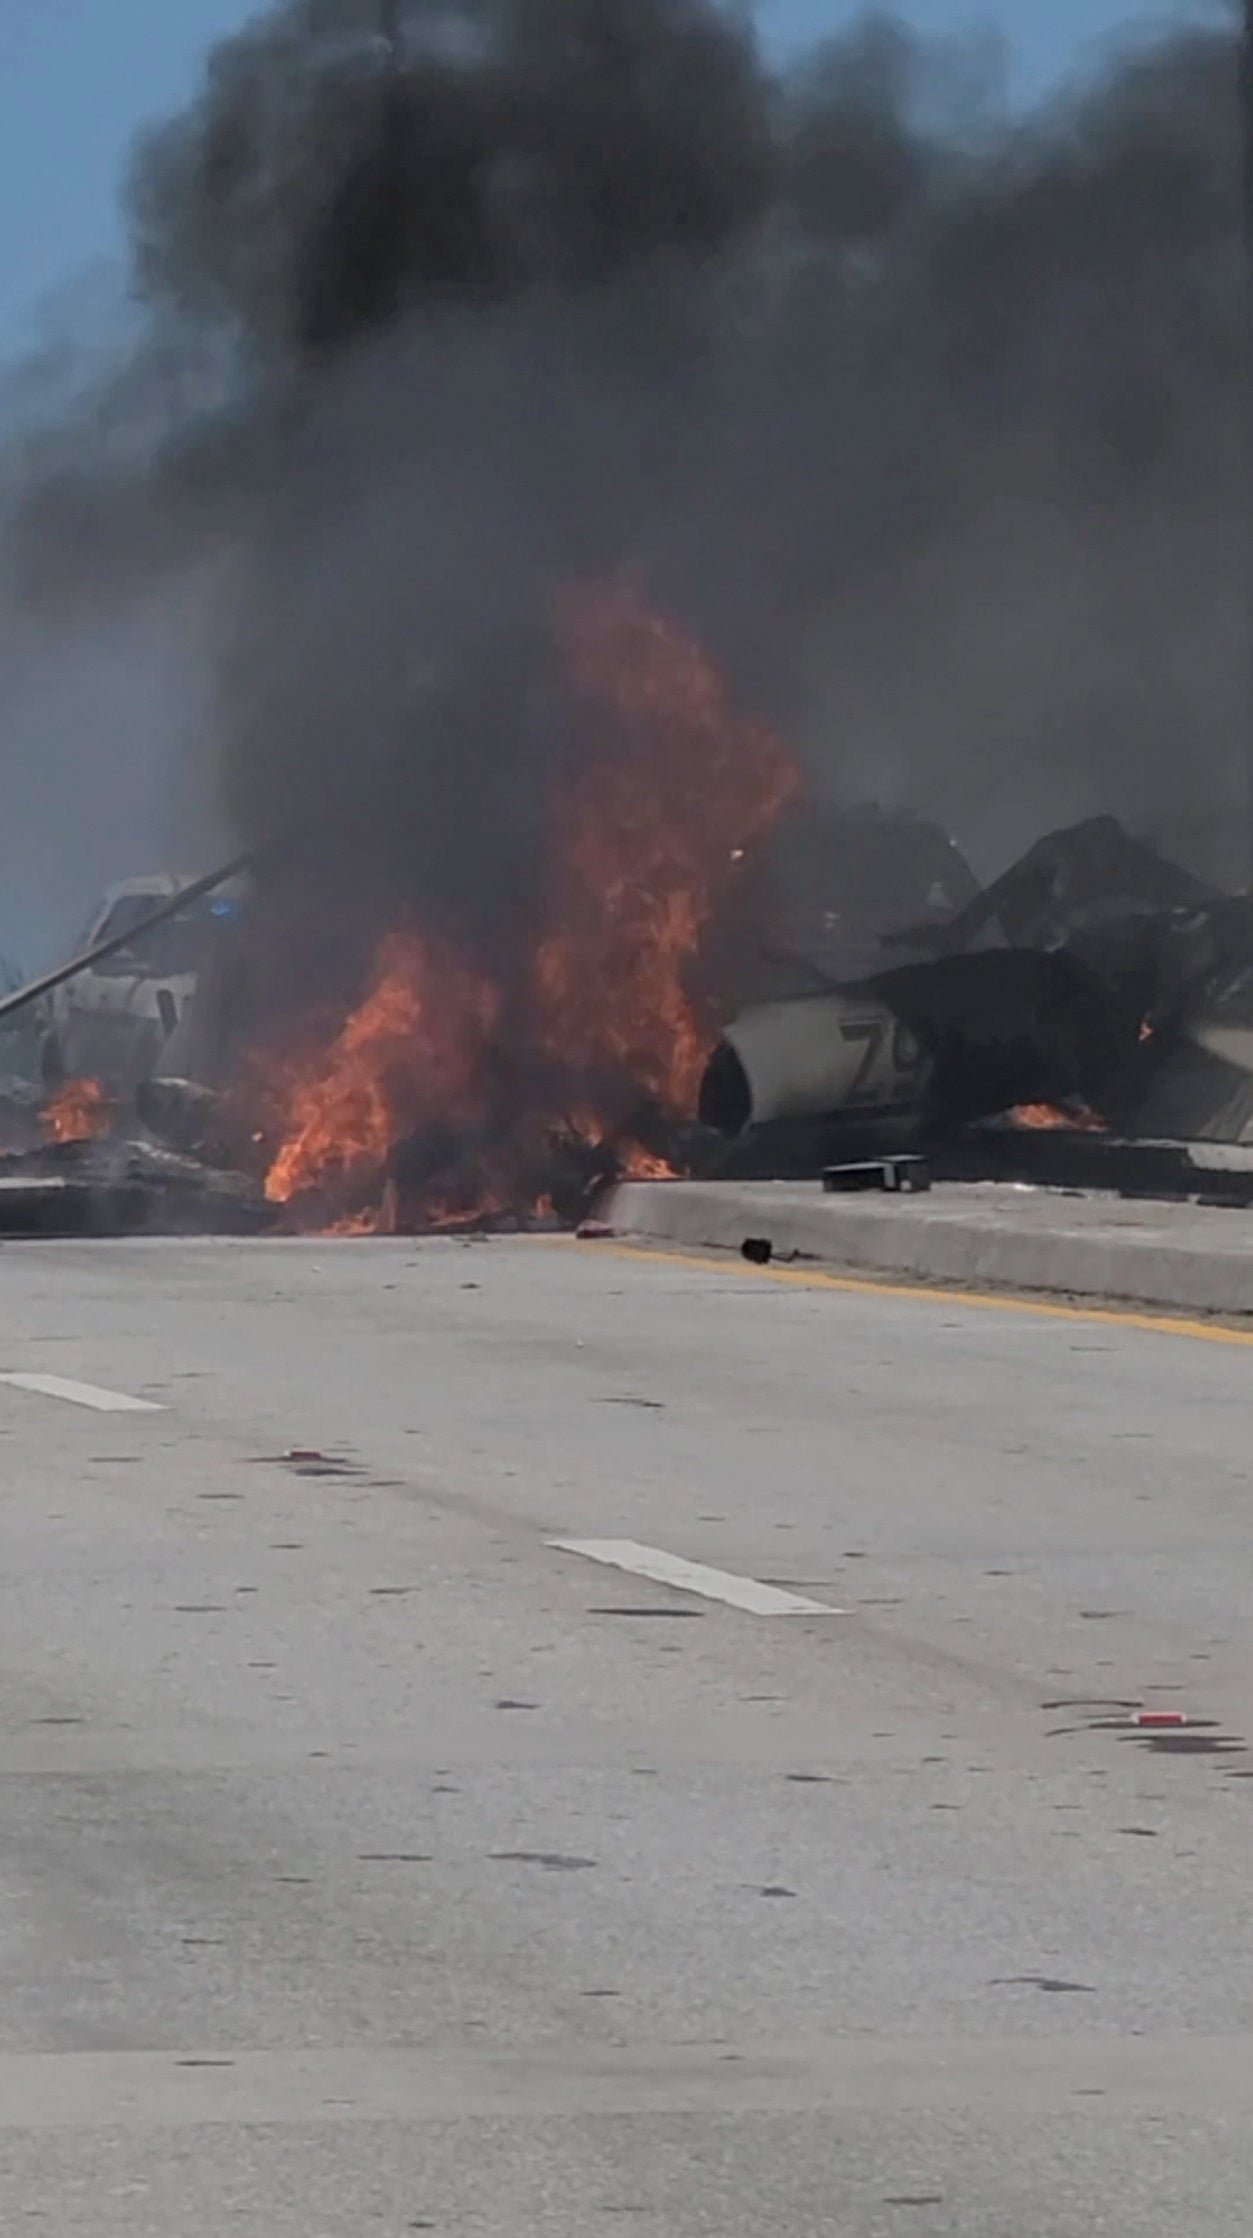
0, 1136, 270, 1238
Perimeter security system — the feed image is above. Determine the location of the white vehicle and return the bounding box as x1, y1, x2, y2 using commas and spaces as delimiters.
43, 873, 249, 1093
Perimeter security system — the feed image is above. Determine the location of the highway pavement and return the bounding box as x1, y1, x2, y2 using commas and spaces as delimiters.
0, 1233, 1248, 2233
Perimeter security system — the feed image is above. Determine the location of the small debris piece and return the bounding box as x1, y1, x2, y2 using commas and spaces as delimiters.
490, 1851, 597, 1872
992, 1975, 1096, 1994
576, 1218, 614, 1240
823, 1157, 932, 1195
1131, 1710, 1188, 1729
741, 1236, 773, 1264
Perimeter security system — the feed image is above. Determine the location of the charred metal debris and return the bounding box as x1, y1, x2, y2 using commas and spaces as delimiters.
5, 816, 1253, 1236
701, 816, 1253, 1196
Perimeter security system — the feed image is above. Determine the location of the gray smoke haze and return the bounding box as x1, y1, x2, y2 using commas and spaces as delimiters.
0, 290, 234, 967
2, 1, 1248, 995
0, 591, 224, 970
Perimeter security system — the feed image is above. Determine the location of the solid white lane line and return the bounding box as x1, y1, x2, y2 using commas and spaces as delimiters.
0, 1372, 164, 1415
547, 1538, 842, 1616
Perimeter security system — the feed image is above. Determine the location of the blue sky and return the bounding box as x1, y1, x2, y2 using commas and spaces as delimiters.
0, 1, 1219, 358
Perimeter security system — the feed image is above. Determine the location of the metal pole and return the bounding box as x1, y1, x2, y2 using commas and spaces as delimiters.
0, 853, 257, 1029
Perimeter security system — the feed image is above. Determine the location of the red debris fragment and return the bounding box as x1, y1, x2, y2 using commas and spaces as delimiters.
1131, 1710, 1188, 1729
284, 1448, 326, 1464
576, 1219, 614, 1240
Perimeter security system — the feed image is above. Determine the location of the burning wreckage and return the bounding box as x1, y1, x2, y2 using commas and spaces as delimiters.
3, 603, 1253, 1237
0, 592, 789, 1233
702, 814, 1253, 1181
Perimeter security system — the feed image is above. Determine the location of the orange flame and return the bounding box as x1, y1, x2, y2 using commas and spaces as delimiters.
1011, 1103, 1106, 1132
536, 586, 797, 1112
260, 588, 798, 1227
43, 1078, 112, 1144
264, 933, 499, 1208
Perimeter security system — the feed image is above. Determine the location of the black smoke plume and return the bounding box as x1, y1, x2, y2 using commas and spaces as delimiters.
4, 2, 1249, 1010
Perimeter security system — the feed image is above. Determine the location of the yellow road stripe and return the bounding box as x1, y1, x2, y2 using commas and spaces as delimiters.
540, 1236, 1253, 1349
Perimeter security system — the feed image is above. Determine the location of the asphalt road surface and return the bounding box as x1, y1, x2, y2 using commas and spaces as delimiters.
0, 1233, 1248, 2235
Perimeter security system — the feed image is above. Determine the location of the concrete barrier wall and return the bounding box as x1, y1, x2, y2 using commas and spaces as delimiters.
603, 1180, 1253, 1319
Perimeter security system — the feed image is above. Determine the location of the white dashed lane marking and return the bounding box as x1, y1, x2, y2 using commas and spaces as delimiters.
0, 1372, 164, 1414
547, 1538, 843, 1617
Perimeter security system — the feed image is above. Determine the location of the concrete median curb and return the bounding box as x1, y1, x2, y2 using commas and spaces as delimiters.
602, 1178, 1253, 1319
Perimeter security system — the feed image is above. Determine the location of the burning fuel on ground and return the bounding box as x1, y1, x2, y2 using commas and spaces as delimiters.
42, 1078, 113, 1146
